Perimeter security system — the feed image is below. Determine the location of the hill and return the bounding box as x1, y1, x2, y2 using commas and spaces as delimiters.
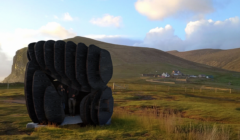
167, 48, 240, 72
2, 36, 239, 84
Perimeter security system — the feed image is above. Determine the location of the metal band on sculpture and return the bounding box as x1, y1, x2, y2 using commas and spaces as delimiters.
24, 40, 114, 125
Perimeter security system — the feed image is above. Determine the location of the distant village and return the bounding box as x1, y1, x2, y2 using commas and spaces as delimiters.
142, 70, 214, 79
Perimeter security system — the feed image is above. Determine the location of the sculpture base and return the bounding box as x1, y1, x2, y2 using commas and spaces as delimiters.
61, 115, 83, 125
26, 115, 111, 128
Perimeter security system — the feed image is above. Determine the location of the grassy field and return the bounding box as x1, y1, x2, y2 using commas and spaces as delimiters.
1, 80, 240, 139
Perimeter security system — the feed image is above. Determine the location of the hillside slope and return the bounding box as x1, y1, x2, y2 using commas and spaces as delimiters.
2, 36, 237, 83
167, 48, 240, 72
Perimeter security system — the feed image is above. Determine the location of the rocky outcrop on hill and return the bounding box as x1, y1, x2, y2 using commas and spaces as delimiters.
2, 47, 28, 83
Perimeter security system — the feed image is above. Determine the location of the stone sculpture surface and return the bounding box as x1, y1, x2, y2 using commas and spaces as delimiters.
24, 40, 114, 125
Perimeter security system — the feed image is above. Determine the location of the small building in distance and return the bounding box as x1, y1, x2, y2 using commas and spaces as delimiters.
198, 74, 206, 78
162, 72, 170, 77
189, 75, 197, 78
171, 70, 183, 76
155, 74, 162, 77
142, 74, 162, 77
206, 75, 214, 79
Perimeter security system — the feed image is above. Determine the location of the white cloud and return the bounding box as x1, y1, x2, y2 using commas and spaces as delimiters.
184, 16, 240, 50
40, 22, 76, 38
85, 35, 124, 39
63, 13, 73, 21
53, 13, 75, 21
135, 0, 215, 20
0, 22, 76, 60
84, 35, 142, 46
0, 22, 76, 81
90, 14, 122, 27
0, 45, 11, 82
134, 25, 184, 51
54, 15, 59, 19
134, 17, 240, 51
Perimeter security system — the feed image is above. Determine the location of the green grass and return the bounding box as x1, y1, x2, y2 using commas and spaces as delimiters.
1, 81, 240, 139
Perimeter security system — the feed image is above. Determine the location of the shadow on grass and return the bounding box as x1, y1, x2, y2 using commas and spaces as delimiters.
235, 107, 240, 111
60, 116, 139, 132
0, 101, 31, 137
0, 95, 25, 101
125, 95, 156, 100
182, 93, 239, 102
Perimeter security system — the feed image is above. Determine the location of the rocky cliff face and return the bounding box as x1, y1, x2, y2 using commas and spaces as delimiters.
2, 47, 28, 83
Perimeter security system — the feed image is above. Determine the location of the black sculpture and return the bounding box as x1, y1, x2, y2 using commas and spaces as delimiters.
24, 40, 113, 125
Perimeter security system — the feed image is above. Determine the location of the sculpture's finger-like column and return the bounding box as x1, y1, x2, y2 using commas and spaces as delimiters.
28, 43, 37, 63
27, 50, 31, 61
44, 85, 65, 124
87, 45, 105, 90
76, 43, 91, 92
90, 90, 102, 125
98, 87, 113, 125
99, 50, 113, 84
80, 94, 93, 125
24, 61, 40, 123
54, 40, 71, 86
65, 41, 82, 90
34, 41, 48, 72
44, 40, 61, 81
32, 70, 52, 124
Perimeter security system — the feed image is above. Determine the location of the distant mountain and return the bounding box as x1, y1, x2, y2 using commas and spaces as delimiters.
2, 48, 28, 83
167, 48, 240, 72
2, 36, 236, 83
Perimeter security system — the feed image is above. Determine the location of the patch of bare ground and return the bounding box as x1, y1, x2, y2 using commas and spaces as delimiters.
133, 94, 156, 100
0, 121, 33, 135
161, 96, 177, 101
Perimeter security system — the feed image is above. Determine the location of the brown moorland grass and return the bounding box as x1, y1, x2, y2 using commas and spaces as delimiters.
113, 106, 232, 140
1, 82, 240, 139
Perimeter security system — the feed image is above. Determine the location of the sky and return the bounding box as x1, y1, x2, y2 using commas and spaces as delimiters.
0, 0, 240, 81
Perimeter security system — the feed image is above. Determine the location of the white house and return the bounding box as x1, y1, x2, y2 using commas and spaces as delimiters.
171, 70, 183, 76
198, 74, 206, 78
162, 72, 170, 77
